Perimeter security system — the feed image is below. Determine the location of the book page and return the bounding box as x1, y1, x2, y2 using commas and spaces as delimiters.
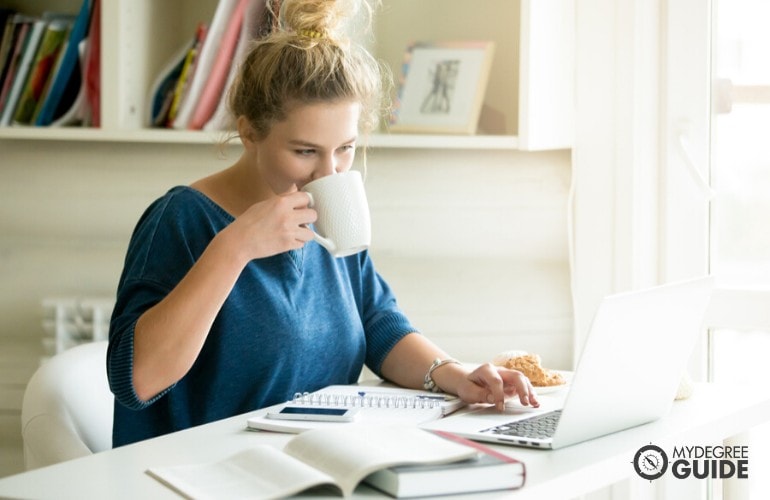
283, 424, 478, 496
147, 446, 340, 500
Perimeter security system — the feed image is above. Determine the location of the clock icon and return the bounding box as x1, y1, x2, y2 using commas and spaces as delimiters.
633, 444, 668, 480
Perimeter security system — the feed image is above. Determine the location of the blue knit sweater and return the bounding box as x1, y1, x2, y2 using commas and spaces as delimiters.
108, 186, 416, 447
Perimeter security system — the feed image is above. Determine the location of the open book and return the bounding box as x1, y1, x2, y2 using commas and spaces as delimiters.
146, 425, 485, 499
246, 384, 466, 434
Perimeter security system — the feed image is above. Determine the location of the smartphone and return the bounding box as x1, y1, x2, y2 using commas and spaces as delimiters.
266, 405, 359, 422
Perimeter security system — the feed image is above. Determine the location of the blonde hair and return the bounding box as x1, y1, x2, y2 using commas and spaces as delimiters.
228, 0, 388, 142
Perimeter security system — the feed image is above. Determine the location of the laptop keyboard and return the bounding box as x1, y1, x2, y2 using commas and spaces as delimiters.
481, 409, 563, 440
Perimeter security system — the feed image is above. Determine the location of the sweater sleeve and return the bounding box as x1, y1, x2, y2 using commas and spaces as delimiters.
107, 189, 208, 410
355, 252, 419, 376
108, 279, 176, 410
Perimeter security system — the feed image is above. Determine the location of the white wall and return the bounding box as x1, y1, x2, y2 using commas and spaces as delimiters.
364, 147, 573, 364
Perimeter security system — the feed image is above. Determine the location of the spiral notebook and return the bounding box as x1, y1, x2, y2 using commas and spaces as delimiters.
246, 384, 466, 434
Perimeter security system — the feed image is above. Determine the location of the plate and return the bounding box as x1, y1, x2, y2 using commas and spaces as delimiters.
532, 383, 568, 395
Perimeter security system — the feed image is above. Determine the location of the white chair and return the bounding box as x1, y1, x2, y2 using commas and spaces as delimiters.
20, 341, 113, 470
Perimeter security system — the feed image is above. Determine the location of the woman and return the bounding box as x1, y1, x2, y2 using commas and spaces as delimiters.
108, 0, 538, 447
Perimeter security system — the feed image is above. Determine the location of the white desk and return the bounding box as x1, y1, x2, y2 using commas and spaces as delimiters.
1, 383, 768, 499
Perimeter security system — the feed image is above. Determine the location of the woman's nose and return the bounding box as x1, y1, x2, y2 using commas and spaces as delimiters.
314, 156, 337, 179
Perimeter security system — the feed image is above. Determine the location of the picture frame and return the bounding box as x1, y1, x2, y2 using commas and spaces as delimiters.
389, 41, 495, 135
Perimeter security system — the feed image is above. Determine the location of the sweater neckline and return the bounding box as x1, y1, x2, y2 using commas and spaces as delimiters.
287, 248, 304, 274
177, 185, 306, 273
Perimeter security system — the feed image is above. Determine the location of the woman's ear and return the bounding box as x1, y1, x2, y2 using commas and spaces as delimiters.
236, 116, 257, 147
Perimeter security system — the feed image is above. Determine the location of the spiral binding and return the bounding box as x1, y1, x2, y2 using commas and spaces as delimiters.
291, 391, 442, 409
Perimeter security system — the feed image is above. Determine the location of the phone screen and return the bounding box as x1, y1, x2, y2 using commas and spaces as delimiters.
266, 405, 358, 422
279, 407, 349, 416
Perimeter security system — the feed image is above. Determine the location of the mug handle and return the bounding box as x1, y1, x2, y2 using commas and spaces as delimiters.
304, 192, 337, 254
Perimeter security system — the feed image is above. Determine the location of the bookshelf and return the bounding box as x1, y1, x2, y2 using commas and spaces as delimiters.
0, 0, 574, 151
1, 125, 523, 149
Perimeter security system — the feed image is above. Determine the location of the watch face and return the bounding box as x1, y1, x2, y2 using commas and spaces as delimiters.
633, 444, 669, 480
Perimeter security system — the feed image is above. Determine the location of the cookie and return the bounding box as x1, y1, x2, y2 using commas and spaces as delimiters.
494, 352, 565, 387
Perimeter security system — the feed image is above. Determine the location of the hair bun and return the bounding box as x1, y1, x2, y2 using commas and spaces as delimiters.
279, 0, 360, 42
229, 0, 386, 140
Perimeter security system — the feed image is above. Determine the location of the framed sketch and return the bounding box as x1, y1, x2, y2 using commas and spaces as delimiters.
390, 41, 495, 135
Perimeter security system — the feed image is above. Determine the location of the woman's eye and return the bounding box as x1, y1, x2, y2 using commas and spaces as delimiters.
296, 149, 315, 156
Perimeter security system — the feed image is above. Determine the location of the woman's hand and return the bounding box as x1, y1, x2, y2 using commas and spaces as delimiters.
378, 334, 540, 412
226, 191, 317, 261
455, 362, 540, 411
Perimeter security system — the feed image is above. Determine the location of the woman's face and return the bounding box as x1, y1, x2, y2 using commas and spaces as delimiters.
253, 100, 361, 195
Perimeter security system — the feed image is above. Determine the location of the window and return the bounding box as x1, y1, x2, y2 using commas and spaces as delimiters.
709, 1, 770, 498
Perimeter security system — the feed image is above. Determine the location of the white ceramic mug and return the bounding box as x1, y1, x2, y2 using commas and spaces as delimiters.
301, 170, 371, 258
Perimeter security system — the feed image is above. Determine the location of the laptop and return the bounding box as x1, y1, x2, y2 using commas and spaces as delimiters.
422, 276, 714, 449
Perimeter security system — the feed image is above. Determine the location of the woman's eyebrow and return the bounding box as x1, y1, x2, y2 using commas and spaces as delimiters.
288, 140, 319, 148
288, 137, 357, 148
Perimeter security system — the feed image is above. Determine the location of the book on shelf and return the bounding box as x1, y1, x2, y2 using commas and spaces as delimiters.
147, 37, 195, 127
0, 18, 46, 126
187, 0, 248, 130
366, 430, 526, 497
246, 384, 466, 434
165, 23, 207, 127
202, 0, 270, 131
147, 0, 272, 131
0, 8, 15, 31
0, 15, 33, 116
82, 0, 99, 126
13, 16, 72, 125
147, 424, 520, 499
48, 38, 87, 127
34, 0, 93, 126
0, 8, 19, 82
172, 0, 242, 130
